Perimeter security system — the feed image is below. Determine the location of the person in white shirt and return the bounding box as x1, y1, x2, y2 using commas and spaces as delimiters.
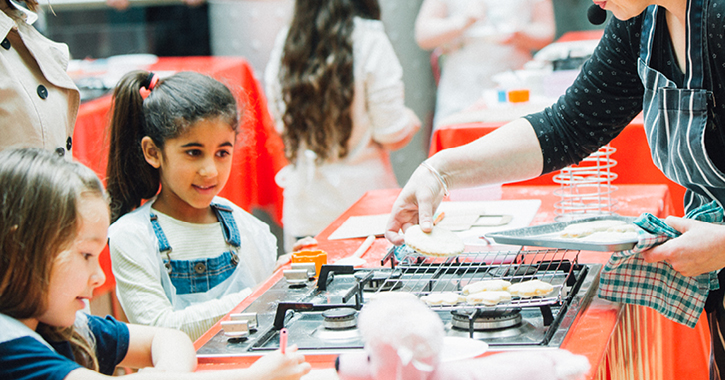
415, 0, 555, 129
264, 0, 421, 251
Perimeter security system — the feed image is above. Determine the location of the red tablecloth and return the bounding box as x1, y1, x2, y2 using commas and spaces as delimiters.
73, 57, 287, 296
430, 114, 688, 217
194, 185, 709, 380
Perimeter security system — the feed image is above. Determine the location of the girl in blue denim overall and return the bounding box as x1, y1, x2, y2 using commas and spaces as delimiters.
105, 71, 278, 341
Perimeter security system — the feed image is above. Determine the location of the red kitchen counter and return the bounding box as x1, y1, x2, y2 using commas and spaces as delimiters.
195, 185, 710, 379
72, 56, 287, 297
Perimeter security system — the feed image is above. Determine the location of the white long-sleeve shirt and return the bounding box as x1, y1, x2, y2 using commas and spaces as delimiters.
109, 197, 276, 341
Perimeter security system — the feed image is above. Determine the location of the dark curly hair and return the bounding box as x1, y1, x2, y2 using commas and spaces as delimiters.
279, 0, 381, 164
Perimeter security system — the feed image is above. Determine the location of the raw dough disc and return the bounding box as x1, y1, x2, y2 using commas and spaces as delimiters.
404, 225, 465, 257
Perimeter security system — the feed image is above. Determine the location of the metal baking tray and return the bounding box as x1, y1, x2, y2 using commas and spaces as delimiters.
485, 215, 638, 252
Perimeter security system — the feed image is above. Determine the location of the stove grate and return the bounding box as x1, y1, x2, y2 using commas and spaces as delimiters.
366, 246, 583, 310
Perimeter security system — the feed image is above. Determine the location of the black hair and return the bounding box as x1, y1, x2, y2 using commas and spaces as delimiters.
105, 71, 239, 222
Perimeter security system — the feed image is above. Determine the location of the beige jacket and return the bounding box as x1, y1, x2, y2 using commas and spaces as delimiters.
0, 2, 79, 157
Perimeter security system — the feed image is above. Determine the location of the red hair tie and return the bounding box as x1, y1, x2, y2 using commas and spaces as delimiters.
142, 72, 159, 91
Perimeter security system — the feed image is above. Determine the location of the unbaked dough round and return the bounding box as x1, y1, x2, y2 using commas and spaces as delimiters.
466, 291, 512, 306
508, 279, 554, 298
462, 279, 511, 295
420, 292, 463, 306
404, 224, 465, 257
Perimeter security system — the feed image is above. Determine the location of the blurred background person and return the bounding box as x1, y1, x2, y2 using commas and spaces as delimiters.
265, 0, 421, 251
415, 0, 555, 129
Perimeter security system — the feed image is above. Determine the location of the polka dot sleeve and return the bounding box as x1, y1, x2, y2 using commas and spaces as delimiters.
525, 16, 645, 175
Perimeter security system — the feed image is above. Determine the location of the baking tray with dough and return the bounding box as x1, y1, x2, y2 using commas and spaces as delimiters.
484, 215, 640, 252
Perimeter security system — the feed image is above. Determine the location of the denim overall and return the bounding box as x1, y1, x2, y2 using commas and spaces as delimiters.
638, 2, 725, 377
150, 203, 254, 309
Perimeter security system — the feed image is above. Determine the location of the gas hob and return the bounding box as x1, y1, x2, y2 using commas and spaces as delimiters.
197, 246, 601, 358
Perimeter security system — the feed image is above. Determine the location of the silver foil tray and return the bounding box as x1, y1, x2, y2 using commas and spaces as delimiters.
485, 215, 638, 252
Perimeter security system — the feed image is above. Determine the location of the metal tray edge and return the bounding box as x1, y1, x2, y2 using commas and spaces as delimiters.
485, 215, 638, 252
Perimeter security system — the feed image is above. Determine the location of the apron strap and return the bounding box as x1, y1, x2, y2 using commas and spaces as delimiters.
149, 203, 242, 253
211, 203, 241, 248
685, 0, 706, 89
149, 213, 172, 253
639, 0, 706, 89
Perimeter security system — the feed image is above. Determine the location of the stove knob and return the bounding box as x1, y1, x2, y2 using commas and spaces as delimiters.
221, 320, 250, 339
283, 268, 311, 285
291, 262, 316, 277
230, 312, 258, 331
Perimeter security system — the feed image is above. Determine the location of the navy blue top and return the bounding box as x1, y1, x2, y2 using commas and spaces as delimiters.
0, 315, 129, 380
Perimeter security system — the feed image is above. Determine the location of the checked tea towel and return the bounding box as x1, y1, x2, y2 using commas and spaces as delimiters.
598, 201, 722, 328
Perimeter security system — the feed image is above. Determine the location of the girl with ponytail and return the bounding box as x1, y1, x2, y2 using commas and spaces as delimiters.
105, 71, 282, 342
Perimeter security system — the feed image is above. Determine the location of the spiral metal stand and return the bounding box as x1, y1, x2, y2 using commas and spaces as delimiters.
553, 145, 618, 221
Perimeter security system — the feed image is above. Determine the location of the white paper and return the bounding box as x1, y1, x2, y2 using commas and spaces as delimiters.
327, 214, 390, 240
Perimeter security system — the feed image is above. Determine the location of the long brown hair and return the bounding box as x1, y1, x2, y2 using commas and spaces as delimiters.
105, 71, 239, 222
279, 0, 381, 165
0, 148, 106, 370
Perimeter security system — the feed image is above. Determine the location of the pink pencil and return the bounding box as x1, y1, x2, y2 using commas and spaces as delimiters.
280, 328, 288, 354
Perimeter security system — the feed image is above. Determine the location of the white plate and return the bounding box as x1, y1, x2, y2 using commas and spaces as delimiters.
440, 336, 488, 362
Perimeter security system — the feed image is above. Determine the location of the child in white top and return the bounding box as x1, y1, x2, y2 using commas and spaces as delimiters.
105, 71, 280, 340
0, 148, 310, 380
264, 0, 421, 251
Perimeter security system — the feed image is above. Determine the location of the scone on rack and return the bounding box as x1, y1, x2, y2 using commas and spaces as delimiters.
465, 291, 512, 306
404, 224, 465, 257
420, 292, 463, 306
508, 279, 554, 298
462, 279, 511, 295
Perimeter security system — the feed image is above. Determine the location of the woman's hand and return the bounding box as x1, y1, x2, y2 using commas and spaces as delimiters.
385, 164, 446, 245
642, 217, 725, 276
245, 345, 311, 380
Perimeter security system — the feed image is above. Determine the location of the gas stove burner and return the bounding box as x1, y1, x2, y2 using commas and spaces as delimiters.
322, 307, 358, 330
451, 308, 523, 331
355, 269, 403, 292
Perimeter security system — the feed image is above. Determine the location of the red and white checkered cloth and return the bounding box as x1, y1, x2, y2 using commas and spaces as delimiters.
598, 201, 722, 328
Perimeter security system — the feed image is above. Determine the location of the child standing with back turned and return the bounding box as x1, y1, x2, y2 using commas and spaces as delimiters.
264, 0, 422, 251
0, 147, 310, 380
105, 71, 279, 341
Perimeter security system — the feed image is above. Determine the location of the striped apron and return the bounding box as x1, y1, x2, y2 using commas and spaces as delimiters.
638, 1, 725, 377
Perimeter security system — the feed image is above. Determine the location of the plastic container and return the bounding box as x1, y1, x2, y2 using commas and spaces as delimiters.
291, 250, 328, 276
507, 89, 530, 103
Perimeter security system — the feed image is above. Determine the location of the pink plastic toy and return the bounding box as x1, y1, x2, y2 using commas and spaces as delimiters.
336, 293, 590, 380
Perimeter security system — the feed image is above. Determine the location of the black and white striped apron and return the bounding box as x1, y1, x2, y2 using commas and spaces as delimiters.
638, 1, 725, 378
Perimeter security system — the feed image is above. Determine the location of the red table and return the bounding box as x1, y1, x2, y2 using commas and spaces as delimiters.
194, 185, 709, 380
73, 57, 287, 297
